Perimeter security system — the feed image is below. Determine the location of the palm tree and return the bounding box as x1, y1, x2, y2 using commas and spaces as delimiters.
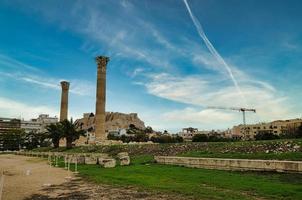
46, 123, 63, 148
60, 119, 85, 149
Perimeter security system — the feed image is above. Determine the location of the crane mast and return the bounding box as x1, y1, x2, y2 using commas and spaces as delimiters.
207, 106, 256, 126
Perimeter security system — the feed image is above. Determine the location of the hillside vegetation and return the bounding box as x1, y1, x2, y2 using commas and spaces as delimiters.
35, 139, 302, 160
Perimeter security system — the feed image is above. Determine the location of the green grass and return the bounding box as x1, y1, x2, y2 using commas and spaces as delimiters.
59, 155, 302, 200
180, 151, 302, 161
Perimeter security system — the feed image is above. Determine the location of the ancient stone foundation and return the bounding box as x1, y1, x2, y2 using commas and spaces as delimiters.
14, 152, 130, 168
155, 156, 302, 173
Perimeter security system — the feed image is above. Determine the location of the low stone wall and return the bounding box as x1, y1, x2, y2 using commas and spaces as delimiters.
14, 151, 131, 167
154, 156, 302, 173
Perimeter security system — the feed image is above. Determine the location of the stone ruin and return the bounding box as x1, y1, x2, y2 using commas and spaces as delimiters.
14, 151, 131, 169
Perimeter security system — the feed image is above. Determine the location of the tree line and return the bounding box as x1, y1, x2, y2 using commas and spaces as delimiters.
0, 119, 84, 150
2, 121, 302, 151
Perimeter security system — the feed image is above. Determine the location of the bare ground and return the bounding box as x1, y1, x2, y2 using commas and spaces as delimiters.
0, 154, 188, 200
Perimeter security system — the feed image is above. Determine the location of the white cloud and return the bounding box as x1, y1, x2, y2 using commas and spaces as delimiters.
184, 0, 246, 105
145, 73, 209, 105
143, 72, 297, 125
129, 67, 145, 78
120, 0, 134, 10
192, 49, 228, 73
0, 97, 58, 120
21, 76, 59, 90
163, 107, 235, 124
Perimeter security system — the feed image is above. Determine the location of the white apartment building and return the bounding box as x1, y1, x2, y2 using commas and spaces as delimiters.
21, 114, 58, 133
179, 127, 199, 141
232, 118, 302, 140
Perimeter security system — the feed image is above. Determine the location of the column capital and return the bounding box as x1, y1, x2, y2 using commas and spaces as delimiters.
60, 81, 70, 90
96, 56, 110, 64
96, 56, 109, 72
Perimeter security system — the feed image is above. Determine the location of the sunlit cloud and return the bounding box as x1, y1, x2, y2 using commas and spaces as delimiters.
0, 96, 58, 119
143, 72, 295, 124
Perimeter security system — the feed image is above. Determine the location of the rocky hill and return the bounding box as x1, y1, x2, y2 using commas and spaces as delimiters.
105, 112, 145, 130
75, 112, 145, 132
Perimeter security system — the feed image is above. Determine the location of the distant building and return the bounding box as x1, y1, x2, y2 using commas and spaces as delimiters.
20, 119, 40, 133
36, 114, 58, 132
107, 129, 127, 137
0, 118, 21, 134
232, 118, 302, 140
21, 114, 58, 133
213, 129, 233, 139
179, 127, 199, 141
178, 127, 232, 141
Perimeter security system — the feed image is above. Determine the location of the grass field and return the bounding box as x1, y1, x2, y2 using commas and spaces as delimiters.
59, 155, 302, 200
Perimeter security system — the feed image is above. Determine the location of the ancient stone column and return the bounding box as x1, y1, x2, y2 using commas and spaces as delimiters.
95, 56, 109, 141
60, 81, 70, 122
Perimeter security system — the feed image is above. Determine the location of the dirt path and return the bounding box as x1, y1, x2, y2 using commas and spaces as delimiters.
0, 154, 188, 200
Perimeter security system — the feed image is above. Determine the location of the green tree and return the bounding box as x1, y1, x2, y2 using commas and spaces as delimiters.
150, 135, 184, 143
127, 124, 138, 134
0, 129, 25, 150
46, 123, 63, 148
255, 132, 279, 140
192, 134, 208, 142
61, 119, 85, 149
144, 126, 153, 134
297, 125, 302, 138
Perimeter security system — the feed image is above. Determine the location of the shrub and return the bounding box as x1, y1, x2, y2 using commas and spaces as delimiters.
255, 132, 279, 140
192, 134, 208, 142
150, 135, 183, 143
107, 133, 149, 143
192, 134, 239, 142
296, 125, 302, 138
107, 134, 119, 141
0, 130, 51, 151
282, 125, 302, 139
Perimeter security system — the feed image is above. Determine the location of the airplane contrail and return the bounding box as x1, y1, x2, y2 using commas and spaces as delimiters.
183, 0, 247, 105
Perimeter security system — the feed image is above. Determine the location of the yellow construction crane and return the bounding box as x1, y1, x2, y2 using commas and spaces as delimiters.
207, 106, 256, 126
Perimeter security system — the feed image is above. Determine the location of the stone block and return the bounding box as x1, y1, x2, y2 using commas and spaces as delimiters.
94, 153, 109, 159
117, 152, 129, 158
85, 156, 98, 165
99, 158, 116, 168
119, 156, 130, 166
70, 156, 85, 164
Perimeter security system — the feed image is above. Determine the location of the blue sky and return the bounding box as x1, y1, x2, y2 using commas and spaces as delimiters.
0, 0, 301, 132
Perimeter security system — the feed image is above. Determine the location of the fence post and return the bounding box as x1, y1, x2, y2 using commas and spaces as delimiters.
74, 157, 78, 174
0, 171, 5, 200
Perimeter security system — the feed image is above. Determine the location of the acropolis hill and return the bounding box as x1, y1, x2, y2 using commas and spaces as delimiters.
75, 112, 145, 133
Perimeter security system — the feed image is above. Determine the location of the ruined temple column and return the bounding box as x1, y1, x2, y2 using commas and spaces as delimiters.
95, 56, 109, 142
60, 81, 70, 122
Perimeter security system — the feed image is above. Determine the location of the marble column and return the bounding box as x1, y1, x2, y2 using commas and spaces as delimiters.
95, 56, 109, 141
